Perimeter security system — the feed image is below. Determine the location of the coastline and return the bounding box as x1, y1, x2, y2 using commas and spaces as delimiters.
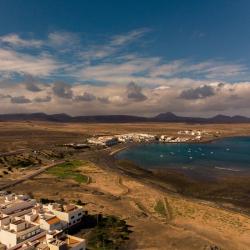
109, 134, 247, 156
110, 134, 250, 159
112, 158, 250, 215
106, 136, 250, 215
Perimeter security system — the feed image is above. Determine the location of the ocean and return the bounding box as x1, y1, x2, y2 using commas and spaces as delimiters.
116, 136, 250, 172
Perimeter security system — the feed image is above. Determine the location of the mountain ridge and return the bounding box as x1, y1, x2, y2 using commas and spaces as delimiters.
0, 112, 250, 123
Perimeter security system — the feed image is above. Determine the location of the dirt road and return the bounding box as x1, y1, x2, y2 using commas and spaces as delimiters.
0, 160, 65, 190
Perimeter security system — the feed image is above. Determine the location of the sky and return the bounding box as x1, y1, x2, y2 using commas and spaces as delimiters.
0, 0, 250, 117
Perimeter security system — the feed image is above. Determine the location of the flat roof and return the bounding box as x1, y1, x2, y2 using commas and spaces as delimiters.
46, 216, 60, 225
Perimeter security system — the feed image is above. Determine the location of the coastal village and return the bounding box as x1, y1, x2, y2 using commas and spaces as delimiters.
0, 192, 85, 250
86, 129, 218, 146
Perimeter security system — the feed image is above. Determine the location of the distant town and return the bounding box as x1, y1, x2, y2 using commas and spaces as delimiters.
85, 129, 219, 147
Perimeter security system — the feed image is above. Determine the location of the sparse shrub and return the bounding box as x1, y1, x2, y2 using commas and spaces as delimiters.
40, 198, 55, 204
154, 199, 167, 217
85, 215, 131, 249
75, 199, 85, 206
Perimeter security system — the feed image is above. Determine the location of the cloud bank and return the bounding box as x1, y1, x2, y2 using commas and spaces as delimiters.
0, 29, 249, 117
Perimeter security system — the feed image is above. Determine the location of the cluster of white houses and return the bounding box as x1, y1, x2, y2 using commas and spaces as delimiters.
87, 133, 156, 146
117, 133, 155, 143
87, 136, 119, 146
0, 192, 86, 250
159, 130, 210, 142
159, 136, 190, 143
87, 130, 212, 147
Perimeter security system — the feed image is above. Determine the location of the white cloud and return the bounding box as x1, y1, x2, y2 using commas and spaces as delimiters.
149, 60, 185, 77
0, 48, 61, 77
0, 79, 250, 116
0, 29, 249, 116
48, 31, 80, 48
110, 28, 150, 46
154, 86, 170, 91
79, 58, 159, 79
149, 60, 247, 79
81, 28, 150, 61
0, 34, 43, 48
200, 63, 247, 78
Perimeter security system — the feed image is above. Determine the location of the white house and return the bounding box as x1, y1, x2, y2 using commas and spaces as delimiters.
0, 218, 42, 248
43, 204, 83, 228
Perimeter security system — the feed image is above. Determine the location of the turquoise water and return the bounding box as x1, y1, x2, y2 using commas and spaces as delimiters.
116, 137, 250, 171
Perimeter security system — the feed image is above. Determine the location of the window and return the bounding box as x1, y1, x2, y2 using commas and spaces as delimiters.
71, 215, 75, 219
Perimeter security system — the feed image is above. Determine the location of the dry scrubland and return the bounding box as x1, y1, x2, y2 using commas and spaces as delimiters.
2, 121, 250, 151
1, 121, 250, 249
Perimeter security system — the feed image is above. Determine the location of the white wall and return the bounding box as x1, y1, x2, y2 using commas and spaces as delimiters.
0, 229, 17, 248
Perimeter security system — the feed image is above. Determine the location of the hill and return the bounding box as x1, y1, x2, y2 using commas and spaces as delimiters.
0, 112, 250, 123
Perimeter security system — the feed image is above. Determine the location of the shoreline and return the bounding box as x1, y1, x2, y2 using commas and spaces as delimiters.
104, 136, 250, 215
110, 134, 250, 156
110, 157, 250, 215
112, 135, 250, 177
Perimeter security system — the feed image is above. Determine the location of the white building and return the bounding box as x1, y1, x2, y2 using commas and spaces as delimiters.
117, 133, 156, 143
0, 195, 36, 217
0, 193, 86, 250
46, 231, 85, 250
43, 204, 83, 229
0, 218, 42, 248
87, 136, 118, 146
159, 135, 190, 143
7, 230, 86, 250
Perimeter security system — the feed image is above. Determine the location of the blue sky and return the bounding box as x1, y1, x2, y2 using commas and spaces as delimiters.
0, 0, 250, 116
